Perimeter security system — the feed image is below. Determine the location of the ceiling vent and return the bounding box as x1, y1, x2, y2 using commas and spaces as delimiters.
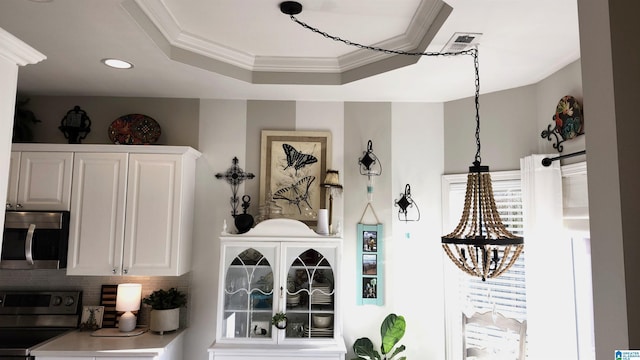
441, 32, 482, 52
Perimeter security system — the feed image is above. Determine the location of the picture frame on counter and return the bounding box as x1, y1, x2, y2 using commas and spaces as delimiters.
80, 305, 104, 330
259, 130, 332, 227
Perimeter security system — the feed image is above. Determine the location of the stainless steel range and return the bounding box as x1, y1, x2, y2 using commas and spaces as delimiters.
0, 290, 81, 359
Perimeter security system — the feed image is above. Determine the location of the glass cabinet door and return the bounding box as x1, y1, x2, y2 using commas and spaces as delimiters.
283, 247, 337, 340
222, 246, 276, 340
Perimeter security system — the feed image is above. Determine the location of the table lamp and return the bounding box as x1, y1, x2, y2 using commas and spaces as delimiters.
116, 283, 142, 332
321, 170, 343, 234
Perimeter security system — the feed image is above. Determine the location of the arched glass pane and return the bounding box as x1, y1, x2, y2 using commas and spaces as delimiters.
223, 248, 273, 339
285, 248, 334, 339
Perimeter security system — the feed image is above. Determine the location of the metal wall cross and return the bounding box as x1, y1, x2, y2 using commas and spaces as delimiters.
215, 157, 255, 217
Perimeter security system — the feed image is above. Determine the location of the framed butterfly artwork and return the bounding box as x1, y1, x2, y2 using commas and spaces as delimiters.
260, 130, 332, 227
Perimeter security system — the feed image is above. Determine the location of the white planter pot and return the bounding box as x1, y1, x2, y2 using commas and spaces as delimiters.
149, 308, 180, 334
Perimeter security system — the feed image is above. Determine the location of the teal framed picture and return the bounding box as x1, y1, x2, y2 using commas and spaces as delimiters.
356, 223, 384, 305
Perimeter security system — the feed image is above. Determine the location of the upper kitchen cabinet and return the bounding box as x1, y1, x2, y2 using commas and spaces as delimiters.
6, 150, 73, 211
64, 145, 201, 276
209, 218, 346, 360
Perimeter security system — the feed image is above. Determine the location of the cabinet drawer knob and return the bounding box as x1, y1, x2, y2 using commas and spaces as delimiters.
123, 268, 129, 274
112, 268, 117, 274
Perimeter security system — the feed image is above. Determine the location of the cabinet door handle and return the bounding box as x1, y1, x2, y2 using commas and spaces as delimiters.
5, 203, 11, 210
15, 203, 23, 209
123, 268, 129, 274
112, 268, 117, 274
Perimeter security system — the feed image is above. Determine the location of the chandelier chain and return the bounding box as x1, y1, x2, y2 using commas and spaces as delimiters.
473, 51, 481, 164
290, 14, 483, 163
290, 15, 476, 57
283, 9, 522, 281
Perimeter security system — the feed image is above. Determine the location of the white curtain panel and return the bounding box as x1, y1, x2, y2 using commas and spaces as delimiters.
521, 154, 578, 359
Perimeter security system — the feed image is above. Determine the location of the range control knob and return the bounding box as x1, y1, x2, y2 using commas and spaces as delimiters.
52, 296, 63, 306
64, 296, 75, 306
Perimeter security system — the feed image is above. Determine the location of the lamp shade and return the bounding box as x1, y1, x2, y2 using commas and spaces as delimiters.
116, 283, 142, 312
321, 170, 342, 188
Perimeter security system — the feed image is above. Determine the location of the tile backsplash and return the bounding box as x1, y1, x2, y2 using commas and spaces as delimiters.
0, 269, 191, 327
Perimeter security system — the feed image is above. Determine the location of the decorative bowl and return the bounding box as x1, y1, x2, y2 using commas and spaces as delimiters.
312, 314, 332, 328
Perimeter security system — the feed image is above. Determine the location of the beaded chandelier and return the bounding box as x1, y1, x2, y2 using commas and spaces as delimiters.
441, 163, 524, 281
438, 47, 524, 281
279, 1, 523, 280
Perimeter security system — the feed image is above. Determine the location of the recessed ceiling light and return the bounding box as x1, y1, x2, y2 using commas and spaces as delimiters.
101, 58, 134, 69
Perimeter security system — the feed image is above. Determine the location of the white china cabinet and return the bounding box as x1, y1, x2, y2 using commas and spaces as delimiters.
6, 150, 73, 211
65, 146, 200, 276
209, 218, 346, 360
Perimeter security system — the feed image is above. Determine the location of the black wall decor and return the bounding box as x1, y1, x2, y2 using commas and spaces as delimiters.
215, 157, 255, 217
394, 184, 420, 222
59, 105, 92, 144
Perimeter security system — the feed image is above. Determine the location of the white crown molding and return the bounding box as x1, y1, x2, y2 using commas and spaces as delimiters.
0, 27, 46, 66
253, 56, 340, 72
131, 0, 256, 69
125, 0, 450, 83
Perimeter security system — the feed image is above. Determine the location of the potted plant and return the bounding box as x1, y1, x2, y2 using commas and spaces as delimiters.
352, 313, 406, 360
142, 288, 187, 334
13, 98, 41, 143
272, 312, 288, 329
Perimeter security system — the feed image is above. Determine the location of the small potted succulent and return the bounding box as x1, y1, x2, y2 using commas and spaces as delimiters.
142, 288, 187, 334
272, 312, 288, 330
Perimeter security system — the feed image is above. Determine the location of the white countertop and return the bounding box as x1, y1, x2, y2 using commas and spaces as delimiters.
31, 328, 185, 357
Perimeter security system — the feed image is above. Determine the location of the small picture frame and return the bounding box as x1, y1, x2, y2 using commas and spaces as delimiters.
362, 254, 377, 275
80, 305, 104, 330
357, 223, 384, 305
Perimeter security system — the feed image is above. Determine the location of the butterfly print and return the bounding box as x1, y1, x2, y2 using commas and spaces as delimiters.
273, 176, 315, 214
282, 144, 318, 173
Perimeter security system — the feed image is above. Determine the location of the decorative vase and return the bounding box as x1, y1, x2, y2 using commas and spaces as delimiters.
149, 308, 180, 334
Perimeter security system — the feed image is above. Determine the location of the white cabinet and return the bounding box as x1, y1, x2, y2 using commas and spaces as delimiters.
209, 219, 346, 360
66, 152, 128, 275
6, 151, 73, 211
66, 147, 199, 276
123, 153, 195, 276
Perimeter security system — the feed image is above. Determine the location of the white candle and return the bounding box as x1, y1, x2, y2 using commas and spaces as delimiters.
317, 209, 329, 235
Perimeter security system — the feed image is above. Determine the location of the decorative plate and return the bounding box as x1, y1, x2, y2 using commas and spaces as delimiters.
553, 95, 583, 140
108, 114, 161, 145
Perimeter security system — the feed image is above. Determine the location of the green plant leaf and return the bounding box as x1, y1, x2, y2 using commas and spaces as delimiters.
387, 344, 406, 359
142, 288, 187, 310
380, 314, 406, 355
353, 337, 381, 360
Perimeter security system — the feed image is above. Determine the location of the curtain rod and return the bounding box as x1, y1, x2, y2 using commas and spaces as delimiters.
541, 150, 586, 167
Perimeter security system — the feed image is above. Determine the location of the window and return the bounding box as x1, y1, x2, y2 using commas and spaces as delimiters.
444, 162, 594, 360
442, 170, 526, 360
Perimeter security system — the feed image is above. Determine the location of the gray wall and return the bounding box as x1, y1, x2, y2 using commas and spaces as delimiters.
444, 59, 584, 174
578, 0, 640, 354
17, 96, 199, 147
444, 85, 539, 173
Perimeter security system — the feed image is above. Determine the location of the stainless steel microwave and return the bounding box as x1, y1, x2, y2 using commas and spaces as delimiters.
1, 211, 70, 269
